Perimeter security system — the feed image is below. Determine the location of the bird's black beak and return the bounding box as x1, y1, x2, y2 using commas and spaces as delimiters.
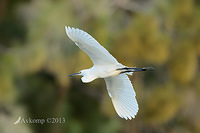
67, 72, 81, 77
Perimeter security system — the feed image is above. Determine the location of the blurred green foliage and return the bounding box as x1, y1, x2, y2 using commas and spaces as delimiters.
0, 0, 200, 133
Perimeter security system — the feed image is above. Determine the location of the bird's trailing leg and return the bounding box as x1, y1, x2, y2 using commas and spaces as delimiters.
117, 66, 154, 74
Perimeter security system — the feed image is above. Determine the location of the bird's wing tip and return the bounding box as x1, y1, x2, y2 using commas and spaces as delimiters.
65, 26, 68, 30
65, 26, 75, 37
65, 26, 71, 31
65, 26, 78, 33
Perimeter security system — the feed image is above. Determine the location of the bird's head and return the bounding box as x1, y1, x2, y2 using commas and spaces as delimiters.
68, 69, 95, 83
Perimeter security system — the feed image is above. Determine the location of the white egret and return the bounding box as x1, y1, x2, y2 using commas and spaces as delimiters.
65, 26, 154, 120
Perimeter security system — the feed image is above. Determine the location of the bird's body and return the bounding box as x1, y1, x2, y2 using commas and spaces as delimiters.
80, 63, 124, 83
65, 26, 154, 120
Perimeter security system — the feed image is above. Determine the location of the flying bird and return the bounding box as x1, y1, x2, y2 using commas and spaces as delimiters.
65, 26, 154, 120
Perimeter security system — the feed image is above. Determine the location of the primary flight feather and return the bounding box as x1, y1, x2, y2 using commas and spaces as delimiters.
65, 26, 154, 120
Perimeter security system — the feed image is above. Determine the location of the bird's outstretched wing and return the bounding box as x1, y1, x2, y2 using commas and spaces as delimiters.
104, 74, 139, 120
65, 26, 119, 66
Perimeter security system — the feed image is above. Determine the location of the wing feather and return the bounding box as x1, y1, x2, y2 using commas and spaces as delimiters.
104, 74, 139, 120
65, 26, 119, 66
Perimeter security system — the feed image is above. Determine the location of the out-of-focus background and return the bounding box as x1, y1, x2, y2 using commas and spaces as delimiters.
0, 0, 200, 133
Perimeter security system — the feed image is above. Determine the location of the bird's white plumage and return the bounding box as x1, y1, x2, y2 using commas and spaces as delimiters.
104, 74, 138, 120
65, 26, 119, 66
65, 26, 139, 120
